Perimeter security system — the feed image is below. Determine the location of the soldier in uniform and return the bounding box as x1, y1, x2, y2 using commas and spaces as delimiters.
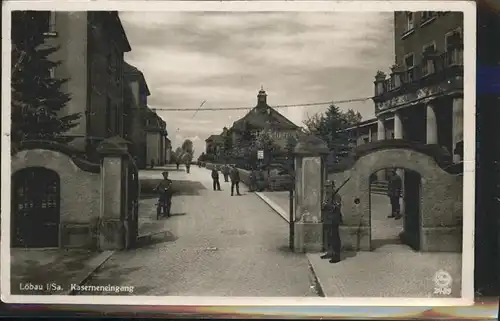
229, 166, 242, 196
154, 171, 174, 217
320, 180, 343, 263
387, 169, 402, 220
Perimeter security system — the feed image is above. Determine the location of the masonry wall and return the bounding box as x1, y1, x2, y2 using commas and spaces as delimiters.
328, 145, 463, 252
12, 148, 101, 249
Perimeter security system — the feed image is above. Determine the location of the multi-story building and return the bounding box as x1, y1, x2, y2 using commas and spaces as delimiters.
144, 107, 169, 167
124, 62, 151, 168
372, 11, 463, 163
36, 11, 132, 161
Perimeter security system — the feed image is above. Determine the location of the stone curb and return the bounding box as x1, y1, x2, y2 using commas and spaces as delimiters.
66, 250, 114, 295
254, 192, 290, 223
254, 192, 327, 297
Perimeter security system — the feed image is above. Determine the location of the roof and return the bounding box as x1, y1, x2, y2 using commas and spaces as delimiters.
231, 105, 299, 132
110, 12, 131, 52
124, 62, 151, 96
205, 134, 224, 142
342, 116, 394, 132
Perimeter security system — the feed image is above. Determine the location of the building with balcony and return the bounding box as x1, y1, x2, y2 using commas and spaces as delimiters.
373, 11, 463, 163
32, 11, 132, 161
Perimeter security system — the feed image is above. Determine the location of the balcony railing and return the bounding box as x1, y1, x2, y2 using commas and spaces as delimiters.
377, 48, 463, 96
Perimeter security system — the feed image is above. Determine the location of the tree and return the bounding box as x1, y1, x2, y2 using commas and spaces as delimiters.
180, 139, 194, 164
172, 147, 183, 163
11, 11, 81, 153
303, 105, 362, 164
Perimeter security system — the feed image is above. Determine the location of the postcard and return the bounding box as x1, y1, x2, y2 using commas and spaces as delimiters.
1, 0, 475, 307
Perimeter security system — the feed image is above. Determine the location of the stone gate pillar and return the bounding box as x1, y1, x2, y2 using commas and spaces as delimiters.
293, 135, 329, 253
97, 136, 132, 250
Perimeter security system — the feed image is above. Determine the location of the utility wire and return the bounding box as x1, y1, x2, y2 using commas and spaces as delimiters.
150, 96, 373, 112
191, 100, 207, 119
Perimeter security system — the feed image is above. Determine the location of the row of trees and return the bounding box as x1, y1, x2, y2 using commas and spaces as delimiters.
11, 12, 81, 154
172, 139, 195, 164
199, 104, 362, 168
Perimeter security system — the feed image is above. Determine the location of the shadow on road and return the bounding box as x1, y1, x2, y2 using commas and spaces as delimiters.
135, 230, 178, 249
341, 252, 358, 260
371, 238, 402, 250
140, 180, 207, 199
167, 212, 187, 217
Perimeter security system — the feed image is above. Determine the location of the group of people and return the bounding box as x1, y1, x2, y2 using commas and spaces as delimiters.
211, 164, 242, 196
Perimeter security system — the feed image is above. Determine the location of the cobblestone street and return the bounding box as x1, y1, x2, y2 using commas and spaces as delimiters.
79, 166, 318, 296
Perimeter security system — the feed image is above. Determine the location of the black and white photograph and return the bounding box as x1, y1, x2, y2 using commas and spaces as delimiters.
2, 1, 475, 305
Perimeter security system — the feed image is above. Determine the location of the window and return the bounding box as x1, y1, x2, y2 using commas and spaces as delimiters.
47, 67, 55, 79
404, 53, 415, 69
421, 11, 437, 25
423, 42, 436, 54
38, 11, 57, 35
444, 29, 463, 66
405, 12, 414, 31
445, 29, 463, 51
403, 53, 415, 82
422, 43, 437, 75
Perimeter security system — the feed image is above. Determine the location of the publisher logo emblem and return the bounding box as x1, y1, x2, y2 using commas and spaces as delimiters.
433, 270, 452, 295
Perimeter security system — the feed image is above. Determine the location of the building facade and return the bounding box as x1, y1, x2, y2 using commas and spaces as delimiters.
144, 108, 169, 167
373, 11, 463, 163
229, 88, 300, 149
38, 11, 132, 161
124, 62, 151, 169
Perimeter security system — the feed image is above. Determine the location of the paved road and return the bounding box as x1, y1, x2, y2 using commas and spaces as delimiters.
79, 166, 318, 297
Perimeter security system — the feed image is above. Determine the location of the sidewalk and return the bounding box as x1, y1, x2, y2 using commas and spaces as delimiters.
10, 249, 113, 295
256, 191, 463, 298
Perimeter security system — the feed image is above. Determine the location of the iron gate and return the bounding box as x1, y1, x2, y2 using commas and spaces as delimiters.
12, 167, 60, 248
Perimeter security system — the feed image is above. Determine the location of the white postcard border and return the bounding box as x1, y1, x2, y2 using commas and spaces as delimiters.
1, 0, 476, 307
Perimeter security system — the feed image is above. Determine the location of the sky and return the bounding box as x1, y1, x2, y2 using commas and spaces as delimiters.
119, 11, 395, 158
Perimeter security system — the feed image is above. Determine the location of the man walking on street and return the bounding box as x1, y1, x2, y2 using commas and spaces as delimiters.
211, 167, 221, 191
320, 180, 343, 263
230, 166, 242, 196
387, 169, 402, 220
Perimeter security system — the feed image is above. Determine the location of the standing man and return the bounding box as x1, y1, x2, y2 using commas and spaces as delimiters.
185, 162, 191, 174
248, 168, 257, 192
320, 180, 343, 263
211, 167, 221, 191
387, 169, 402, 220
229, 166, 242, 196
154, 171, 174, 217
221, 163, 230, 182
